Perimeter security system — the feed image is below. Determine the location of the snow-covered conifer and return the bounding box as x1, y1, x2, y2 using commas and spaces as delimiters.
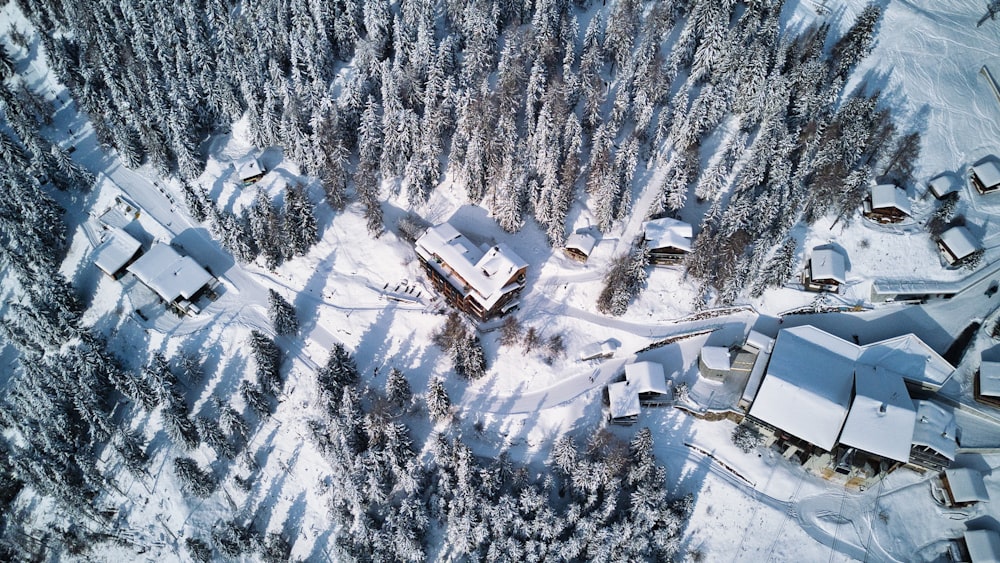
426, 377, 451, 422
267, 289, 299, 336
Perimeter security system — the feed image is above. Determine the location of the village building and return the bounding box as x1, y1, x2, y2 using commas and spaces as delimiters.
745, 325, 957, 474
699, 346, 732, 382
738, 331, 775, 412
975, 360, 1000, 407
625, 362, 671, 406
92, 227, 143, 279
870, 279, 961, 304
802, 247, 847, 293
607, 380, 640, 425
127, 243, 217, 315
235, 155, 266, 186
962, 530, 1000, 563
578, 340, 618, 361
563, 231, 598, 263
909, 400, 959, 472
929, 175, 959, 199
864, 184, 912, 223
940, 467, 990, 507
642, 217, 693, 265
414, 222, 529, 322
970, 161, 1000, 194
937, 225, 979, 265
97, 195, 141, 229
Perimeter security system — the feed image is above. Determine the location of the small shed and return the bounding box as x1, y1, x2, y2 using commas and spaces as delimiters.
97, 195, 141, 230
578, 340, 618, 361
625, 362, 671, 405
964, 529, 1000, 563
971, 161, 1000, 194
564, 231, 598, 262
642, 217, 693, 265
746, 330, 775, 353
607, 381, 640, 425
944, 468, 990, 506
938, 226, 979, 265
92, 227, 143, 279
929, 175, 959, 199
235, 156, 266, 185
865, 184, 911, 223
699, 346, 731, 381
803, 247, 847, 293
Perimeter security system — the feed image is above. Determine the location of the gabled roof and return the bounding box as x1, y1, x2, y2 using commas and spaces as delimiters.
701, 346, 731, 371
625, 362, 669, 395
858, 334, 954, 391
127, 243, 214, 302
839, 365, 916, 463
578, 340, 618, 361
911, 400, 957, 461
945, 468, 990, 503
973, 161, 1000, 188
235, 156, 264, 181
964, 529, 1000, 563
643, 217, 693, 251
415, 223, 528, 311
871, 184, 911, 215
607, 381, 640, 420
749, 326, 857, 451
940, 226, 979, 261
92, 227, 142, 276
981, 361, 1000, 397
565, 231, 598, 256
929, 175, 958, 197
809, 247, 847, 284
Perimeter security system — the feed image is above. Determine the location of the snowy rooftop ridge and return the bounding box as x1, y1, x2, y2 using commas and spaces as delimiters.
911, 400, 958, 462
607, 381, 640, 420
964, 529, 1000, 563
871, 184, 911, 215
415, 223, 528, 312
624, 362, 668, 395
939, 226, 979, 261
980, 361, 1000, 397
972, 161, 1000, 189
839, 365, 916, 463
564, 231, 598, 257
126, 243, 214, 303
642, 217, 693, 251
92, 227, 142, 277
809, 247, 847, 284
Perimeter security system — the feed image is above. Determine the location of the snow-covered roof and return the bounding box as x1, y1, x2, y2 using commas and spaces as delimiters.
746, 330, 775, 353
415, 223, 529, 312
564, 231, 598, 257
701, 346, 731, 371
871, 279, 964, 297
578, 340, 618, 361
92, 227, 142, 276
973, 161, 1000, 188
235, 156, 264, 181
939, 226, 979, 261
945, 468, 990, 503
858, 334, 954, 391
980, 361, 1000, 397
127, 243, 214, 302
625, 362, 669, 395
749, 326, 857, 451
839, 365, 916, 463
809, 247, 847, 284
871, 184, 911, 215
607, 381, 640, 420
929, 175, 957, 197
98, 196, 140, 229
964, 529, 1000, 563
911, 400, 957, 461
643, 217, 693, 251
740, 348, 771, 406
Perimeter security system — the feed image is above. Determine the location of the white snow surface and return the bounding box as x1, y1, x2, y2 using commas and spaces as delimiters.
838, 365, 915, 463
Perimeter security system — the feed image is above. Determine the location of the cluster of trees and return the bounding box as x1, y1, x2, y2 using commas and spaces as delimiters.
499, 316, 566, 364
432, 312, 487, 380
307, 345, 693, 560
598, 243, 649, 316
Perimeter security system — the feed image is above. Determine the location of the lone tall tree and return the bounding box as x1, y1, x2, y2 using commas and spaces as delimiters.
267, 289, 299, 335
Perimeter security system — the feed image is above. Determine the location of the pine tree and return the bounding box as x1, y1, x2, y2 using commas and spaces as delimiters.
249, 330, 282, 396
241, 381, 271, 419
426, 377, 451, 422
385, 368, 413, 410
267, 289, 299, 335
174, 457, 217, 498
452, 336, 487, 380
283, 184, 317, 256
163, 400, 201, 451
597, 245, 649, 316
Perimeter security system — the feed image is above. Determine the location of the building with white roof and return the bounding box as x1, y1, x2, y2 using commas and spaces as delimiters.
92, 227, 143, 279
978, 360, 1000, 406
642, 217, 693, 265
938, 225, 980, 265
563, 231, 598, 262
865, 184, 911, 223
746, 326, 957, 471
929, 175, 958, 199
803, 247, 847, 293
944, 468, 990, 506
415, 223, 529, 321
971, 161, 1000, 194
235, 155, 265, 185
839, 365, 916, 463
607, 380, 640, 425
699, 346, 732, 382
625, 362, 671, 405
127, 243, 216, 314
964, 529, 1000, 563
578, 340, 618, 361
97, 195, 141, 230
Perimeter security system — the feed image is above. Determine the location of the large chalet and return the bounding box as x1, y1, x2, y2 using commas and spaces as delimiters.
415, 222, 528, 322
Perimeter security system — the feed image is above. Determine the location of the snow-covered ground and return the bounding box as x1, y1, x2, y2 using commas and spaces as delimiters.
6, 0, 1000, 560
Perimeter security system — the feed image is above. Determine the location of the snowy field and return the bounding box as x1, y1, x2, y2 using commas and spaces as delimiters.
5, 0, 1000, 560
